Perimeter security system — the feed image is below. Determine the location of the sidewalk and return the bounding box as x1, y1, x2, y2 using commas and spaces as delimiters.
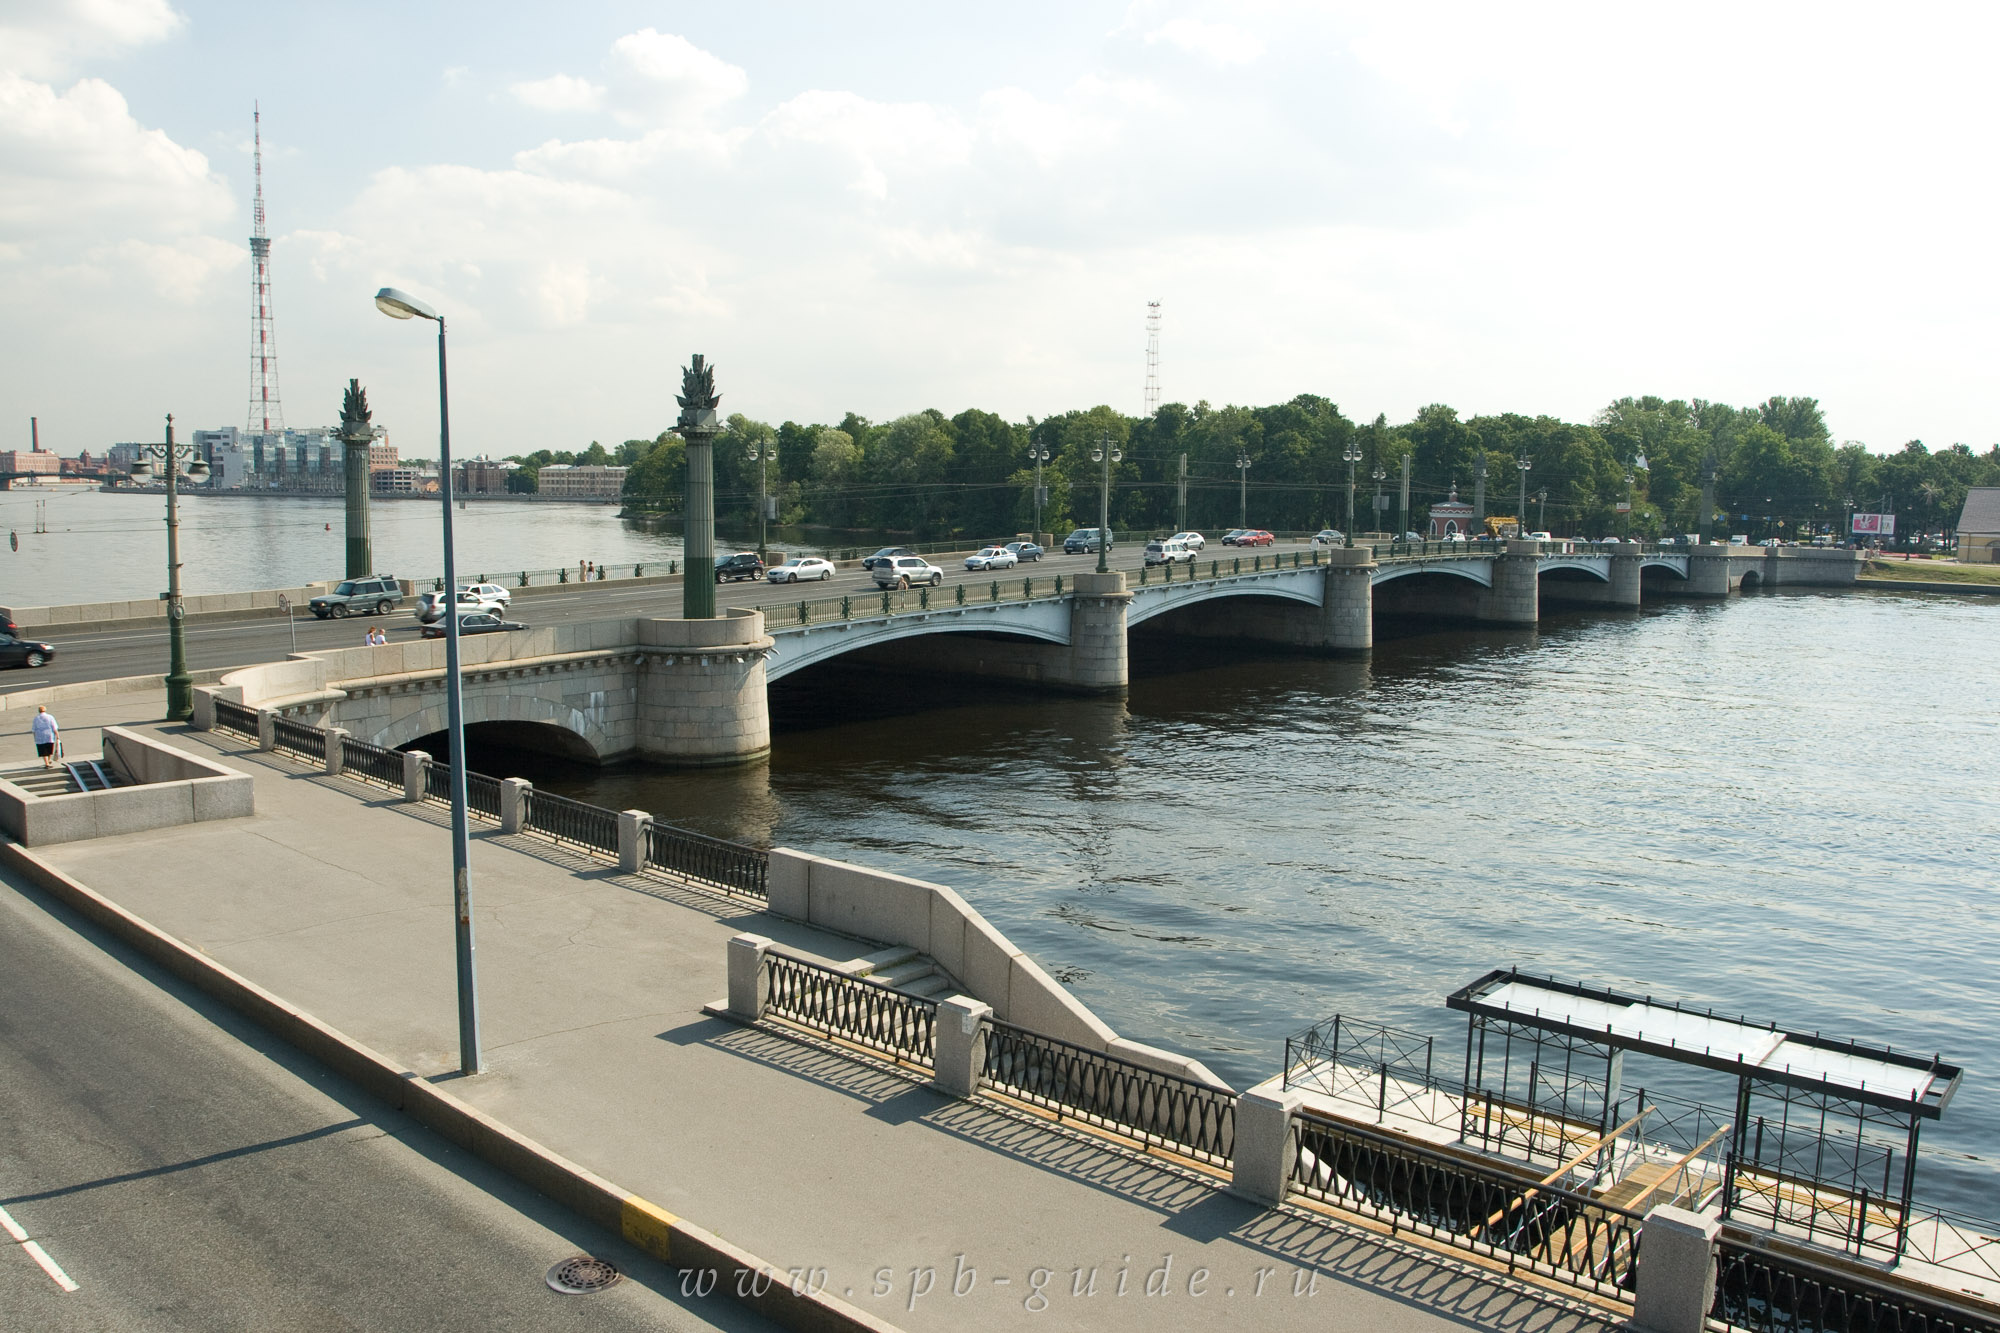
3, 693, 1621, 1333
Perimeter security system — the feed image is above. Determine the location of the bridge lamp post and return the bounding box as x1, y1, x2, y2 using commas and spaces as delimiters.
373, 284, 482, 1077
1371, 465, 1386, 536
1623, 472, 1635, 538
748, 441, 776, 560
1090, 435, 1122, 574
1027, 443, 1050, 540
1536, 487, 1548, 533
1235, 450, 1251, 528
1515, 454, 1533, 539
1343, 442, 1363, 535
127, 415, 209, 721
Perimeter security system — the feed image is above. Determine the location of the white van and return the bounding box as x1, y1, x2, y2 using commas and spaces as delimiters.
1145, 538, 1194, 566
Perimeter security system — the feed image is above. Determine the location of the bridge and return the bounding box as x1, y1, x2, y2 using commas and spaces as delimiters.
195, 541, 1856, 766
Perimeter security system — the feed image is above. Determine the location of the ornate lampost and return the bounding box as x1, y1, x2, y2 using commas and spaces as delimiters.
338, 379, 374, 577
1027, 440, 1051, 540
674, 355, 722, 619
1623, 472, 1635, 539
1371, 465, 1386, 536
1091, 433, 1122, 574
1472, 451, 1488, 527
1515, 454, 1533, 539
748, 438, 776, 560
1235, 449, 1251, 528
1698, 446, 1719, 543
128, 414, 209, 721
1343, 441, 1363, 535
1536, 487, 1548, 533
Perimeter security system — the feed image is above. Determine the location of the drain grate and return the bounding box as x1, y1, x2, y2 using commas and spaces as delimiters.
546, 1255, 621, 1294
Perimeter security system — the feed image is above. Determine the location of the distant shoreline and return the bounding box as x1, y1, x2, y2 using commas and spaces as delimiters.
92, 486, 620, 506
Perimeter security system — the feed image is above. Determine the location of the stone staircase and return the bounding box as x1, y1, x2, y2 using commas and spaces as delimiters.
2, 761, 128, 798
847, 945, 958, 1001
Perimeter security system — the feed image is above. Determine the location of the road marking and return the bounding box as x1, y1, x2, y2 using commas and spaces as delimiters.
0, 1202, 79, 1292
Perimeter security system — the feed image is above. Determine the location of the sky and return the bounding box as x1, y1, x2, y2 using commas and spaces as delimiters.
3, 0, 1995, 461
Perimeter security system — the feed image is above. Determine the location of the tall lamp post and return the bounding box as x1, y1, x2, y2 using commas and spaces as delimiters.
1090, 434, 1122, 573
128, 415, 208, 721
1536, 487, 1548, 533
1235, 449, 1251, 528
1343, 441, 1363, 535
373, 285, 481, 1077
1515, 454, 1533, 539
1027, 441, 1050, 540
748, 440, 776, 560
1623, 472, 1635, 539
1371, 465, 1386, 536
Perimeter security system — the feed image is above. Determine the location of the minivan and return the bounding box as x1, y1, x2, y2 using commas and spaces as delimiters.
1063, 528, 1114, 554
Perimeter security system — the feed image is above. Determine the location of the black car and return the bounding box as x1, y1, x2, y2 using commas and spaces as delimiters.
419, 613, 526, 639
0, 633, 55, 668
715, 552, 766, 583
860, 546, 915, 570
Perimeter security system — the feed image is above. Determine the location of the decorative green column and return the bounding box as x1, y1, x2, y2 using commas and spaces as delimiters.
339, 379, 374, 577
675, 354, 721, 619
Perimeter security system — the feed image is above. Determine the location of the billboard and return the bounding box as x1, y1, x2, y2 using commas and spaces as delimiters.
1851, 513, 1897, 535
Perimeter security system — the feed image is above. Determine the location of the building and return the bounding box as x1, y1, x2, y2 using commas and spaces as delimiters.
369, 440, 398, 471
0, 451, 62, 475
1955, 488, 2000, 564
1426, 484, 1474, 538
456, 458, 515, 494
372, 466, 438, 495
534, 464, 627, 499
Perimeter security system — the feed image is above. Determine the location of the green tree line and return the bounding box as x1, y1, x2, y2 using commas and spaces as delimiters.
585, 395, 1999, 545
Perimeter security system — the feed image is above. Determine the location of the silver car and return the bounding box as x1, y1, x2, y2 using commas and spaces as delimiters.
872, 555, 943, 588
964, 546, 1018, 571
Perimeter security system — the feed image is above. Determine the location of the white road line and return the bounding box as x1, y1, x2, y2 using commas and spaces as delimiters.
0, 1202, 79, 1292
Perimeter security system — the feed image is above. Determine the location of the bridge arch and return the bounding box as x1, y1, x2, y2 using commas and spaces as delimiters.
1535, 556, 1612, 584
1370, 561, 1493, 589
370, 688, 616, 761
766, 602, 1072, 683
1126, 575, 1323, 629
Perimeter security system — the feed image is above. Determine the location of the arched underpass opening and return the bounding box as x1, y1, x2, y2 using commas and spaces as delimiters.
1127, 593, 1325, 674
402, 719, 602, 785
1370, 568, 1494, 636
768, 630, 1073, 734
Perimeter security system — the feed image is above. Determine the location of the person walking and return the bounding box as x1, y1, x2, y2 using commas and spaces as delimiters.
32, 705, 59, 769
365, 625, 387, 646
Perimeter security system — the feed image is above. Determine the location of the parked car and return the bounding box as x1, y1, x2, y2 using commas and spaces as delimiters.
873, 555, 944, 588
1169, 531, 1205, 551
1144, 538, 1194, 566
1311, 529, 1346, 547
1063, 528, 1114, 554
0, 633, 55, 668
715, 552, 766, 583
767, 556, 834, 583
1005, 541, 1044, 562
308, 574, 403, 619
415, 589, 506, 624
965, 546, 1018, 571
420, 612, 527, 638
458, 582, 511, 607
861, 546, 915, 570
1232, 529, 1275, 547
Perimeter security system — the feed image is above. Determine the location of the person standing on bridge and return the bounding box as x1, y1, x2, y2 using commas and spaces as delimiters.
31, 705, 59, 769
365, 625, 386, 647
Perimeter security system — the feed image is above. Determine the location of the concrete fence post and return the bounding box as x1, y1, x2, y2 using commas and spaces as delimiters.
190, 689, 216, 732
256, 708, 277, 752
933, 996, 994, 1099
1230, 1087, 1307, 1207
402, 750, 429, 803
618, 809, 648, 873
323, 728, 348, 777
1631, 1205, 1721, 1333
500, 778, 532, 834
726, 933, 772, 1021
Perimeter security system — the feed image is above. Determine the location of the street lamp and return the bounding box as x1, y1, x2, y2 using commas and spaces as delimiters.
1090, 434, 1122, 574
1623, 472, 1635, 538
1235, 449, 1251, 528
1027, 441, 1051, 540
1371, 465, 1386, 536
373, 284, 481, 1077
1515, 454, 1533, 539
1343, 441, 1363, 535
1536, 487, 1548, 533
127, 414, 209, 721
748, 441, 776, 559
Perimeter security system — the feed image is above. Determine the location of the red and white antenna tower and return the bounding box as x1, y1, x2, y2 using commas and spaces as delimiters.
1143, 300, 1161, 417
246, 102, 285, 437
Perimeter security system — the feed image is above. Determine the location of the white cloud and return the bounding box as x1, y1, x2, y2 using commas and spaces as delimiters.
762, 90, 973, 198
510, 73, 604, 113
605, 28, 748, 127
0, 0, 183, 80
108, 234, 240, 302
1144, 17, 1264, 66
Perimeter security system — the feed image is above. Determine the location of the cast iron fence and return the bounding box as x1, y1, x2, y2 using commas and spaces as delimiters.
521, 787, 619, 856
1714, 1236, 2000, 1333
270, 716, 325, 763
645, 821, 768, 898
982, 1021, 1235, 1169
340, 736, 404, 790
764, 952, 937, 1067
1289, 1109, 1643, 1299
213, 699, 259, 739
463, 770, 501, 820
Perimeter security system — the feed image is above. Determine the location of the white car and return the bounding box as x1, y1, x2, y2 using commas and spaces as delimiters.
419, 588, 506, 623
767, 556, 834, 583
964, 546, 1018, 571
1170, 531, 1206, 551
872, 555, 944, 588
458, 582, 511, 607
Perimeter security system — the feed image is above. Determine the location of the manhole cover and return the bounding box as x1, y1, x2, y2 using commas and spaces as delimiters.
546, 1255, 621, 1294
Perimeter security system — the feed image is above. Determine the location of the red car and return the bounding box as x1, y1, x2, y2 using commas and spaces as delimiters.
1230, 529, 1274, 547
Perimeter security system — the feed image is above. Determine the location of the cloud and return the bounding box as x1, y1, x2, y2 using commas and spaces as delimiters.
0, 0, 183, 80
510, 73, 603, 113
762, 90, 972, 199
1144, 17, 1264, 66
604, 28, 748, 127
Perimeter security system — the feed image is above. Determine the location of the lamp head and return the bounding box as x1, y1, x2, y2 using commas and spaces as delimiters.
187, 457, 210, 481
129, 457, 153, 480
375, 287, 439, 322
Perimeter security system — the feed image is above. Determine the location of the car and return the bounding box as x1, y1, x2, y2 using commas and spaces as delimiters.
860, 546, 915, 570
1311, 529, 1346, 547
1232, 529, 1274, 547
1442, 531, 1467, 543
1063, 528, 1114, 554
0, 633, 55, 668
964, 546, 1018, 572
1004, 541, 1043, 562
1400, 531, 1424, 542
415, 589, 506, 624
1219, 529, 1249, 545
308, 574, 403, 619
1169, 532, 1205, 551
419, 612, 527, 639
1144, 538, 1194, 565
873, 555, 944, 588
767, 557, 834, 583
715, 552, 766, 583
458, 582, 511, 607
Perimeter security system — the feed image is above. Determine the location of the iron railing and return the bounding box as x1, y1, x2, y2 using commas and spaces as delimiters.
983, 1021, 1235, 1168
213, 699, 259, 739
1900, 1206, 2000, 1291
340, 736, 404, 790
765, 952, 937, 1066
645, 820, 768, 898
463, 770, 501, 820
1714, 1236, 2000, 1333
423, 757, 452, 804
1289, 1109, 1643, 1299
270, 716, 325, 763
521, 787, 619, 856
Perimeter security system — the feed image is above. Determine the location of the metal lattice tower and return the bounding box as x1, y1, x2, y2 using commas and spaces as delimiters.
1143, 301, 1161, 417
246, 103, 285, 437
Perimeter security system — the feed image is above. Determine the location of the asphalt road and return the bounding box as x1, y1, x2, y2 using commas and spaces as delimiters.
0, 870, 772, 1333
4, 539, 1320, 693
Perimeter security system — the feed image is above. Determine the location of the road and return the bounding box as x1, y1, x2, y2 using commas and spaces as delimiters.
5, 538, 1322, 693
0, 870, 772, 1333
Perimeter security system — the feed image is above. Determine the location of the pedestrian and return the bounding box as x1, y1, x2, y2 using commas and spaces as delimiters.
579, 558, 587, 582
366, 625, 386, 646
32, 705, 59, 769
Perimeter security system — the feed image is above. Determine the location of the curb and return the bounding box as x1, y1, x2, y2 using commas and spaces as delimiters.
0, 839, 901, 1333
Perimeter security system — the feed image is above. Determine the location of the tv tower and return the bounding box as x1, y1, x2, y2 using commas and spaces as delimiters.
246, 103, 285, 438
1143, 300, 1161, 417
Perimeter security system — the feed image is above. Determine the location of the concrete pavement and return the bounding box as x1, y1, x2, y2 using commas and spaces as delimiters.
1, 690, 1622, 1333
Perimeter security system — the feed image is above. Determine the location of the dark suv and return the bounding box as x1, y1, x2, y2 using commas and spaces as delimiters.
715, 552, 766, 583
309, 575, 403, 619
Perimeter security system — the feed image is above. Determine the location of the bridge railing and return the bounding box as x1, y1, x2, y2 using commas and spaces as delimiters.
213, 699, 259, 740
520, 787, 619, 856
765, 951, 937, 1067
270, 716, 325, 764
340, 735, 405, 790
750, 574, 1073, 627
645, 821, 767, 898
1713, 1235, 2000, 1333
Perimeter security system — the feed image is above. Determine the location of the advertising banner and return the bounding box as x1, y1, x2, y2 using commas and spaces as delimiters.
1851, 514, 1897, 535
